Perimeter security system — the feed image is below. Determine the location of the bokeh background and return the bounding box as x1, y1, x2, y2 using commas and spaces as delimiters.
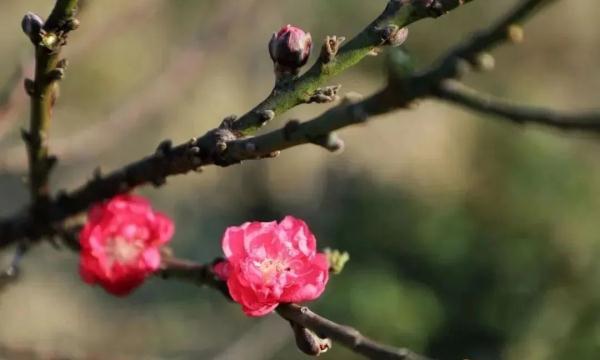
1, 0, 600, 359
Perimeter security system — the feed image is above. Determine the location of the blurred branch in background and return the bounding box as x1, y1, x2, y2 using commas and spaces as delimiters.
436, 80, 600, 131
0, 0, 264, 172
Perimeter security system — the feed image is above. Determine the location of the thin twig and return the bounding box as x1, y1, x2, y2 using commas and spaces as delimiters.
436, 80, 600, 131
158, 257, 230, 299
24, 0, 79, 205
277, 304, 430, 360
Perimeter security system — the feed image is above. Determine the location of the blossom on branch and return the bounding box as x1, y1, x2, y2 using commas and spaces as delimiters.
79, 194, 174, 296
214, 216, 329, 317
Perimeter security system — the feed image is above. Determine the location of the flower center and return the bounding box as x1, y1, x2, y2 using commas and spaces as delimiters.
257, 258, 290, 281
105, 236, 143, 265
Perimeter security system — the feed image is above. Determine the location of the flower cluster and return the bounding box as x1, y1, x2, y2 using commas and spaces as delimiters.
214, 216, 329, 316
78, 194, 328, 315
79, 194, 174, 296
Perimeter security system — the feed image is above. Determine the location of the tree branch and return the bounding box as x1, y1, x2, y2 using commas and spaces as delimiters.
435, 80, 600, 131
277, 304, 430, 360
158, 257, 231, 299
229, 0, 474, 134
24, 0, 79, 205
157, 257, 430, 360
0, 0, 476, 249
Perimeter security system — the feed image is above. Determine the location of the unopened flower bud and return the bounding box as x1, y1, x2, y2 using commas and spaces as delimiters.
21, 12, 44, 41
290, 321, 332, 356
269, 25, 312, 76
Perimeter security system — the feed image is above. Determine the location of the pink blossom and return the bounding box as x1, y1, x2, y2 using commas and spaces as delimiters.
79, 194, 174, 296
214, 216, 329, 317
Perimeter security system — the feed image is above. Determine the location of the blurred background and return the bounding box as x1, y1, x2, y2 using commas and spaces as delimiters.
1, 0, 600, 359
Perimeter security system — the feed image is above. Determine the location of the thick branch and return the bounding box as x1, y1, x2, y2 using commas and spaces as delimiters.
436, 80, 600, 131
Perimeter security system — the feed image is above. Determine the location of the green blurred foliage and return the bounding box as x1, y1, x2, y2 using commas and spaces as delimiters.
1, 0, 600, 359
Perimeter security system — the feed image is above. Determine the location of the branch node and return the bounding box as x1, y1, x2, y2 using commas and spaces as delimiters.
422, 0, 449, 18
197, 127, 239, 166
308, 133, 345, 153
469, 52, 495, 72
151, 176, 167, 187
64, 18, 80, 32
220, 114, 238, 129
48, 67, 66, 82
366, 47, 383, 57
257, 110, 275, 127
24, 78, 36, 97
260, 151, 280, 159
307, 85, 341, 104
507, 24, 524, 43
20, 129, 33, 144
92, 166, 102, 181
46, 155, 58, 171
283, 119, 301, 141
320, 35, 346, 63
376, 24, 409, 47
155, 139, 173, 158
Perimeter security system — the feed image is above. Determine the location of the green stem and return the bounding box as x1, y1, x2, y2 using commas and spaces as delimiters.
232, 0, 473, 134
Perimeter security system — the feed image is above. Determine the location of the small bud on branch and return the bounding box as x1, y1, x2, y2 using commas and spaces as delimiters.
21, 12, 44, 43
269, 25, 312, 78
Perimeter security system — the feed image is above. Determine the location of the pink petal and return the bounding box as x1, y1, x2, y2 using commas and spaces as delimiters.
141, 248, 161, 271
222, 226, 247, 259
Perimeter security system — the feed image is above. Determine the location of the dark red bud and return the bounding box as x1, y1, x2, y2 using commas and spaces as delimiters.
269, 24, 312, 71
